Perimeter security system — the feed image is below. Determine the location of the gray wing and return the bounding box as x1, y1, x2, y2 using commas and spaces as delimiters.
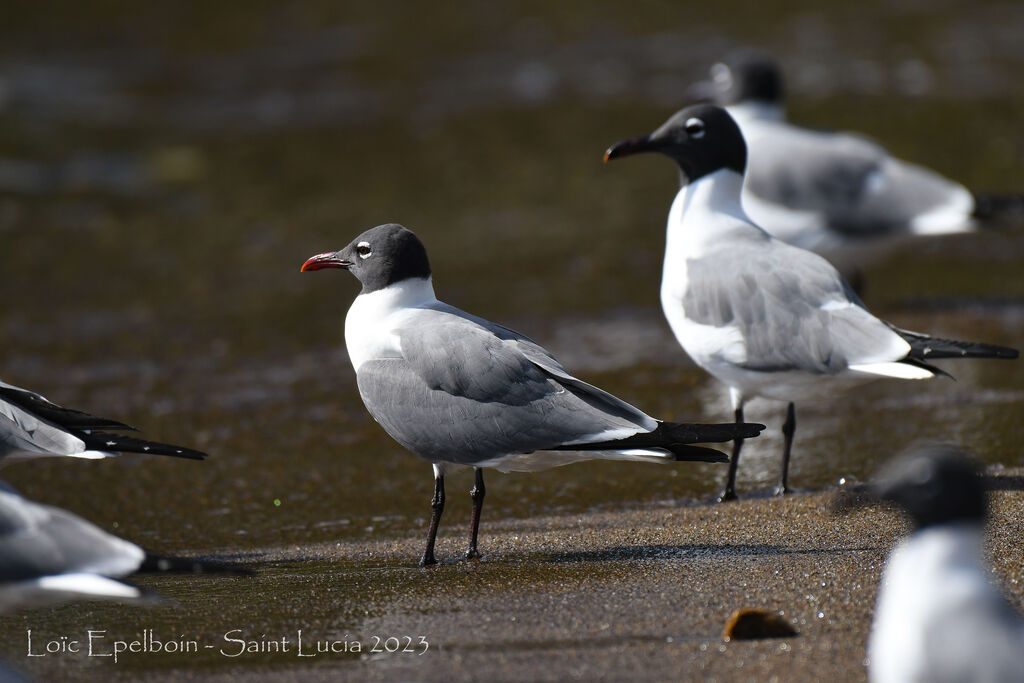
682, 239, 908, 373
0, 488, 144, 582
746, 129, 885, 220
356, 307, 655, 464
438, 304, 663, 424
0, 402, 86, 460
746, 127, 967, 234
0, 379, 114, 460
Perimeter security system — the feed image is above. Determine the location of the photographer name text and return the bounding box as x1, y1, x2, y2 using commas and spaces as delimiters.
26, 629, 429, 663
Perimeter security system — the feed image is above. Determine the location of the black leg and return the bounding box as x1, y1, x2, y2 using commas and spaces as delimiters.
719, 406, 745, 502
419, 474, 445, 567
466, 468, 486, 560
776, 402, 796, 496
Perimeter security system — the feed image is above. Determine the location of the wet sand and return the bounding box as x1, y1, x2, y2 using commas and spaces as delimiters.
7, 469, 1022, 682
1, 3, 1022, 681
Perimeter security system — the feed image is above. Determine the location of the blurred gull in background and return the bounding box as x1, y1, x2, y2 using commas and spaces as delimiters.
686, 50, 1024, 251
838, 445, 1024, 683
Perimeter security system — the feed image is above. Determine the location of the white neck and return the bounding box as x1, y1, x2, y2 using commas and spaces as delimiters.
344, 277, 437, 370
680, 168, 747, 218
660, 168, 765, 333
725, 101, 785, 125
359, 277, 437, 310
665, 168, 755, 261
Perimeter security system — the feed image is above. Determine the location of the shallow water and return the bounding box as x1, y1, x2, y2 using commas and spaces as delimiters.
0, 1, 1022, 679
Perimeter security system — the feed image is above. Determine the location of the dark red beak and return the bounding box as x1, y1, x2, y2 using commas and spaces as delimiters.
300, 252, 352, 272
603, 134, 662, 162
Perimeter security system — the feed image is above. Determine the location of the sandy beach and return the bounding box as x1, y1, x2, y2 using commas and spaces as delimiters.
1, 2, 1022, 681
6, 469, 1020, 682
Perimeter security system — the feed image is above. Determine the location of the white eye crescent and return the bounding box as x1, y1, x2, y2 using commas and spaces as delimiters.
685, 118, 705, 138
356, 241, 372, 259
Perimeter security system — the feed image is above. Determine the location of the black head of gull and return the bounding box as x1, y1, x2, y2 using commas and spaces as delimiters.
687, 50, 784, 107
300, 223, 431, 294
604, 104, 747, 185
867, 444, 987, 531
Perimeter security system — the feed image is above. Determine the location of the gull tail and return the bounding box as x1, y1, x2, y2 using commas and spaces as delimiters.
972, 192, 1024, 222
79, 431, 208, 460
894, 327, 1019, 361
558, 421, 766, 463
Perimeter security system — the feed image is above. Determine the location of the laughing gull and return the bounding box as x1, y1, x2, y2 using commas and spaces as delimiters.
685, 51, 1022, 250
0, 378, 207, 464
301, 223, 766, 566
0, 480, 146, 610
605, 104, 1018, 501
838, 445, 1024, 683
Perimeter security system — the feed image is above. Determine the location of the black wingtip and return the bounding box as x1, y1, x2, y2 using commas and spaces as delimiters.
737, 422, 767, 439
670, 445, 730, 463
895, 327, 1020, 361
81, 431, 209, 460
971, 192, 1024, 221
672, 422, 766, 442
139, 553, 254, 576
0, 386, 139, 432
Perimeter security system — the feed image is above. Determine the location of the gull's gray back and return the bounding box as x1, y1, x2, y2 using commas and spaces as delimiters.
356, 304, 655, 463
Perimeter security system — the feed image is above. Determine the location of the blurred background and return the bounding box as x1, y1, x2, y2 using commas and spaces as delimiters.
0, 0, 1021, 572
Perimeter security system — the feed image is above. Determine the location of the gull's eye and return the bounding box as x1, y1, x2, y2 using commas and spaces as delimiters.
685, 118, 705, 138
356, 241, 372, 259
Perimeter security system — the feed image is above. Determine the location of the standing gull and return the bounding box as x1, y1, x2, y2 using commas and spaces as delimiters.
605, 104, 1018, 500
686, 51, 1021, 250
301, 223, 765, 566
0, 378, 207, 464
837, 445, 1024, 683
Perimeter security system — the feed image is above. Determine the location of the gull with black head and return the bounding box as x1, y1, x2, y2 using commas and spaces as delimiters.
685, 50, 1022, 249
301, 223, 765, 566
605, 104, 1018, 501
837, 445, 1024, 683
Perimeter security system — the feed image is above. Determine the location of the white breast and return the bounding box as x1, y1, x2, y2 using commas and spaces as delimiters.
344, 278, 437, 371
660, 169, 759, 374
868, 525, 992, 683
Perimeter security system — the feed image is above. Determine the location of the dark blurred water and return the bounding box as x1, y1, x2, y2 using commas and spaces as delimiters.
0, 1, 1022, 679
